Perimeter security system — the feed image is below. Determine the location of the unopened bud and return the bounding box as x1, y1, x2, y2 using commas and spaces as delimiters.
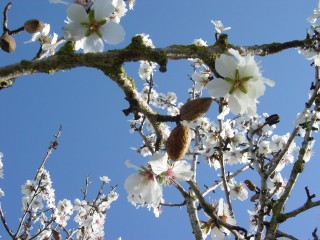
51, 229, 62, 240
0, 34, 16, 53
166, 125, 191, 161
265, 114, 280, 126
24, 19, 45, 34
250, 193, 259, 202
180, 97, 213, 121
244, 180, 256, 192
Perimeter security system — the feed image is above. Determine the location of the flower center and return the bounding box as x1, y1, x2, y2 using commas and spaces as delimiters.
224, 68, 252, 94
81, 11, 107, 38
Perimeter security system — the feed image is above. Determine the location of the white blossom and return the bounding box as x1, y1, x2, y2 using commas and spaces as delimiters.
100, 176, 111, 183
124, 161, 163, 210
63, 0, 125, 53
128, 0, 135, 9
229, 180, 248, 201
210, 198, 236, 240
192, 71, 210, 91
298, 48, 320, 67
211, 20, 231, 34
207, 49, 274, 115
138, 61, 157, 80
267, 173, 286, 198
110, 0, 128, 23
149, 152, 194, 184
40, 33, 65, 59
24, 23, 51, 43
192, 38, 208, 47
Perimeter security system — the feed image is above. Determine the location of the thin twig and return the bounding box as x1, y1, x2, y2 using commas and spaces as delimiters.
275, 229, 301, 240
81, 176, 90, 200
217, 115, 234, 218
35, 125, 62, 181
312, 227, 319, 240
0, 205, 14, 238
2, 2, 11, 33
161, 201, 186, 207
202, 162, 252, 196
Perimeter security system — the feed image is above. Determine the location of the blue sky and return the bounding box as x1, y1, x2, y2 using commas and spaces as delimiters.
0, 0, 319, 239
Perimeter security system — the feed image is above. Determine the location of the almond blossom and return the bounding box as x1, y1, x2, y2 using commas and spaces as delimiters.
229, 180, 248, 201
192, 71, 210, 92
63, 0, 125, 53
210, 198, 236, 240
192, 38, 208, 47
211, 20, 231, 34
124, 160, 163, 210
207, 48, 274, 115
149, 152, 194, 185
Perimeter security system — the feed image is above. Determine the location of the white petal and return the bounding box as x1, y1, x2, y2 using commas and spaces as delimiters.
210, 227, 225, 240
262, 77, 275, 87
172, 160, 193, 181
228, 48, 242, 63
124, 173, 141, 192
299, 49, 317, 60
125, 172, 162, 206
83, 34, 104, 53
207, 78, 231, 98
245, 79, 265, 99
94, 0, 115, 20
67, 4, 88, 22
215, 54, 237, 78
238, 64, 259, 80
101, 22, 125, 44
124, 160, 140, 170
63, 21, 86, 41
149, 152, 168, 175
228, 94, 243, 115
42, 24, 51, 36
51, 33, 58, 44
143, 179, 163, 206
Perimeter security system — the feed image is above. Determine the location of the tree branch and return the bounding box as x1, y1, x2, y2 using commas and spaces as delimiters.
0, 36, 311, 88
187, 180, 248, 239
278, 187, 320, 222
0, 205, 15, 239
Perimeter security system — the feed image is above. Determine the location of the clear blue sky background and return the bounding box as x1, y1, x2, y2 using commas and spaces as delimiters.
0, 0, 319, 239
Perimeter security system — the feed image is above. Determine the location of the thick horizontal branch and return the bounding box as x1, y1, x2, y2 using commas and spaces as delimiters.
0, 36, 310, 88
239, 39, 306, 56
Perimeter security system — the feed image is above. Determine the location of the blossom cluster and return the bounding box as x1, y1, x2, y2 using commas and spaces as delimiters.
124, 152, 193, 216
121, 28, 320, 239
63, 0, 127, 53
25, 23, 65, 59
0, 156, 118, 240
27, 0, 132, 56
1, 1, 320, 239
298, 0, 320, 66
